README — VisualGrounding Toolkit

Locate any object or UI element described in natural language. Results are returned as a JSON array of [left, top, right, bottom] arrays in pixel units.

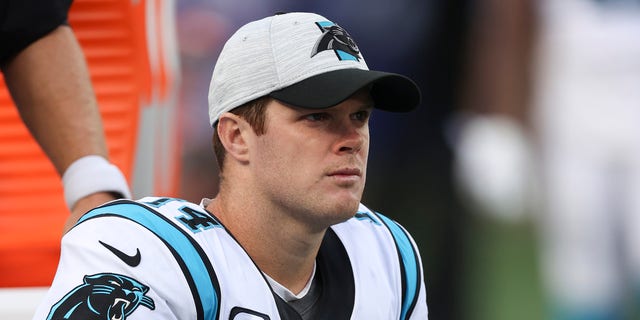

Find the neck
[[206, 191, 325, 294]]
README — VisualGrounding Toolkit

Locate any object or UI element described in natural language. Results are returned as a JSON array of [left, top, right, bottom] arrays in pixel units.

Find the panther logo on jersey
[[47, 273, 155, 320], [311, 21, 361, 61]]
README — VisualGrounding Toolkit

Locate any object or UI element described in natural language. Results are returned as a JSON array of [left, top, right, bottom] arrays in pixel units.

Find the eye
[[351, 110, 370, 122], [304, 113, 329, 122], [109, 280, 121, 287]]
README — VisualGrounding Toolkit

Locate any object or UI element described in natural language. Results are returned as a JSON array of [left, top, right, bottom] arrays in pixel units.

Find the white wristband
[[62, 155, 132, 209]]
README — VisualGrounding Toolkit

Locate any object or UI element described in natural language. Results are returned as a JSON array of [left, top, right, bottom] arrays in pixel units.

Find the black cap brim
[[269, 68, 421, 112]]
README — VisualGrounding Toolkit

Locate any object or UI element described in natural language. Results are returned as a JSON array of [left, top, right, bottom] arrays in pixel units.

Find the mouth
[[111, 298, 130, 320], [328, 167, 361, 176], [327, 168, 362, 182], [113, 298, 130, 308]]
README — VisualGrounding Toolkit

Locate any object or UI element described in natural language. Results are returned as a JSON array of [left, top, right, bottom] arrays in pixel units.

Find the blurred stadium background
[[3, 0, 639, 319]]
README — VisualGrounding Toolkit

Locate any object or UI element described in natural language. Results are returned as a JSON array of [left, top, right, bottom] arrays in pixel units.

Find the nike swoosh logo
[[99, 240, 141, 267]]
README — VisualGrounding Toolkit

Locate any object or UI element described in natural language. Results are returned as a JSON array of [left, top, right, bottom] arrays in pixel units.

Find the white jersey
[[33, 197, 428, 320]]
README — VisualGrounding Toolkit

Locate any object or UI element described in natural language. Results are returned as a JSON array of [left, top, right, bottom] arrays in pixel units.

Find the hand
[[63, 192, 119, 233], [452, 114, 535, 222]]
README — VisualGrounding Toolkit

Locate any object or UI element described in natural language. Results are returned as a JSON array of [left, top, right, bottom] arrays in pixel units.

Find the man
[[1, 0, 183, 291], [33, 12, 428, 319], [1, 0, 139, 288]]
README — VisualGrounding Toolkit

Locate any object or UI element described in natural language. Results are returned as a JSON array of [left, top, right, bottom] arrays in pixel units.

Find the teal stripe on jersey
[[377, 214, 420, 320], [78, 202, 218, 320]]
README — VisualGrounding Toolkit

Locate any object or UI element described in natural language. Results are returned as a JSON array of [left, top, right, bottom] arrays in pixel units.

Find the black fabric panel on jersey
[[78, 199, 222, 320], [268, 228, 354, 320], [313, 227, 355, 319], [273, 295, 304, 320], [0, 0, 72, 65], [287, 272, 321, 318]]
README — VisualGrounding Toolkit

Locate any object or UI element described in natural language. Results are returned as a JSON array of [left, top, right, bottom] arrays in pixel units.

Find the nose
[[333, 121, 368, 155]]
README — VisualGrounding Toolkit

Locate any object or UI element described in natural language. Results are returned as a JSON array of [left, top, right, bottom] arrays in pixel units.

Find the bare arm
[[2, 25, 122, 232], [460, 0, 536, 125], [3, 25, 107, 173], [452, 0, 538, 220]]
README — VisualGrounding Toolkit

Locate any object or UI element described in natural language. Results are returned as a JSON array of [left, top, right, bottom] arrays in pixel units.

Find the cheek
[[362, 134, 370, 154], [361, 135, 370, 160], [255, 135, 305, 176]]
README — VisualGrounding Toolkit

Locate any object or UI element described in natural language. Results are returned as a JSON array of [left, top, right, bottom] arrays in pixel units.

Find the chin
[[326, 198, 360, 223], [301, 190, 363, 227]]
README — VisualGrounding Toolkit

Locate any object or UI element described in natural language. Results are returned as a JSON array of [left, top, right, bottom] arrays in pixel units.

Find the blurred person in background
[[534, 1, 640, 318], [455, 0, 640, 319], [0, 0, 133, 304], [0, 0, 130, 231], [1, 0, 180, 293]]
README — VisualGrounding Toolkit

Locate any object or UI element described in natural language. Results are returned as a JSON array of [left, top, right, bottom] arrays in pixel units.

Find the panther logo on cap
[[311, 21, 361, 61]]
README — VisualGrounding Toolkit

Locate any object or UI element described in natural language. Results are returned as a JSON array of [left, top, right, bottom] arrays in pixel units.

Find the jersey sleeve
[[0, 0, 72, 64], [406, 231, 429, 320], [31, 200, 195, 320], [376, 213, 429, 320]]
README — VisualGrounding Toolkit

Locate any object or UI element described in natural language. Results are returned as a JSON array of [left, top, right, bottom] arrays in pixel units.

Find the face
[[248, 90, 372, 228]]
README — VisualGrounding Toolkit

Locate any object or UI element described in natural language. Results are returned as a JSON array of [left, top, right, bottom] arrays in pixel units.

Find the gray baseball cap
[[207, 12, 421, 126]]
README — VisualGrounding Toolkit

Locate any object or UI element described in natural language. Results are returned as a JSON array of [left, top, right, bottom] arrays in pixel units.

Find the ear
[[216, 113, 252, 164]]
